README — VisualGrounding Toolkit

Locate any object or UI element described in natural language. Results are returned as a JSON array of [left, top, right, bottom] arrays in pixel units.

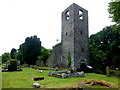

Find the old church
[[47, 3, 89, 70]]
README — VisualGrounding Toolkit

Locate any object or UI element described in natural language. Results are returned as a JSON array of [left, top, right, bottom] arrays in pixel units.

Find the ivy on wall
[[68, 52, 71, 67]]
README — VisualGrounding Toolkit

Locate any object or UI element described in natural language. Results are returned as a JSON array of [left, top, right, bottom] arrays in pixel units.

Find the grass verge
[[2, 67, 119, 88]]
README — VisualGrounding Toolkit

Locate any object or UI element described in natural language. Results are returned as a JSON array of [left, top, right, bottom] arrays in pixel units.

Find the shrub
[[9, 59, 17, 65], [8, 59, 17, 71]]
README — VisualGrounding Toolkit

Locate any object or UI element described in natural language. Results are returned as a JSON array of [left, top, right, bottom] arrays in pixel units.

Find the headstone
[[72, 66, 76, 72], [48, 71, 52, 76], [17, 61, 20, 66], [77, 71, 84, 77], [33, 83, 40, 88], [62, 73, 66, 78], [66, 70, 71, 74], [71, 71, 84, 77], [39, 70, 43, 73], [54, 67, 59, 71]]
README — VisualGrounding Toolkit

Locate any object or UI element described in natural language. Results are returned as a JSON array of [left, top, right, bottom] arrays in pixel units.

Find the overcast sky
[[0, 0, 115, 55]]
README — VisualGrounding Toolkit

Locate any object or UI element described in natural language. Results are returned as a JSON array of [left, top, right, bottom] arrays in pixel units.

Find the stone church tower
[[47, 3, 89, 70]]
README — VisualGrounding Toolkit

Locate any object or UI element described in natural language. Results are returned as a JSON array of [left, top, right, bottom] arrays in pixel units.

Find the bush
[[8, 59, 17, 71], [9, 59, 17, 65]]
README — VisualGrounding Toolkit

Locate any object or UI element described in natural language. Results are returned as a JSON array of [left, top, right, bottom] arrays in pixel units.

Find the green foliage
[[9, 59, 17, 65], [67, 52, 71, 67], [108, 1, 120, 34], [10, 48, 16, 59], [8, 59, 17, 71], [0, 56, 2, 65], [13, 50, 23, 64], [20, 35, 41, 65], [89, 25, 120, 73], [108, 1, 120, 24], [106, 66, 110, 77], [2, 52, 11, 63], [110, 69, 120, 75], [37, 47, 52, 64], [90, 46, 107, 73]]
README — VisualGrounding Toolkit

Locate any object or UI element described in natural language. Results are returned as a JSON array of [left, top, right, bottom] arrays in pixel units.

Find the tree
[[108, 1, 120, 35], [14, 50, 24, 64], [10, 48, 16, 59], [37, 47, 52, 64], [0, 56, 2, 64], [20, 35, 41, 65], [90, 44, 107, 73], [89, 25, 120, 73], [2, 52, 11, 63], [108, 1, 120, 24]]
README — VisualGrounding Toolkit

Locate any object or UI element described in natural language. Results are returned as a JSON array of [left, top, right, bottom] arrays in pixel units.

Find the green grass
[[38, 66, 54, 69], [0, 65, 2, 89], [2, 67, 119, 88], [110, 69, 120, 75]]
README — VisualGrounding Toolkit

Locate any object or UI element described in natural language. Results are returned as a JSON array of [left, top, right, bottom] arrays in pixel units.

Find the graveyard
[[1, 65, 119, 88], [1, 1, 120, 89]]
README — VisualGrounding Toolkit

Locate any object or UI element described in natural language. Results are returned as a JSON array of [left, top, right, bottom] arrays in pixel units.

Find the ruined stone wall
[[61, 4, 75, 68], [47, 3, 89, 70], [73, 4, 89, 69], [47, 43, 62, 67]]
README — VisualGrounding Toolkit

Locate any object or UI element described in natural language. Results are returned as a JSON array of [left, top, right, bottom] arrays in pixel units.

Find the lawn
[[0, 65, 2, 89], [2, 67, 120, 88]]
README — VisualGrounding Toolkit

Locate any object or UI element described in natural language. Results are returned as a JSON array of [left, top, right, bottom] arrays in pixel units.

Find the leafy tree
[[10, 48, 16, 59], [108, 1, 120, 35], [108, 1, 120, 24], [89, 25, 120, 73], [90, 44, 107, 73], [0, 56, 2, 64], [14, 50, 24, 64], [2, 52, 11, 63], [20, 35, 41, 65], [37, 47, 52, 64]]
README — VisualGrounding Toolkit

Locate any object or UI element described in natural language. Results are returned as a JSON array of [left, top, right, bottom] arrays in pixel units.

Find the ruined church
[[47, 3, 89, 70]]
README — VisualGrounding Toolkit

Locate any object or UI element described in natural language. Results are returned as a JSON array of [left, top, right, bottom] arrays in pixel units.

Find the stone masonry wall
[[47, 3, 89, 70]]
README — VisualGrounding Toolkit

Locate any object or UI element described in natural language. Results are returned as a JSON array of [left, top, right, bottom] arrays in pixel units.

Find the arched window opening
[[79, 10, 83, 20], [66, 32, 67, 35], [65, 10, 70, 20]]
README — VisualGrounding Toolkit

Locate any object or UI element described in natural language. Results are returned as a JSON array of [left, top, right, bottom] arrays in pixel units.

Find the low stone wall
[[48, 70, 84, 78]]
